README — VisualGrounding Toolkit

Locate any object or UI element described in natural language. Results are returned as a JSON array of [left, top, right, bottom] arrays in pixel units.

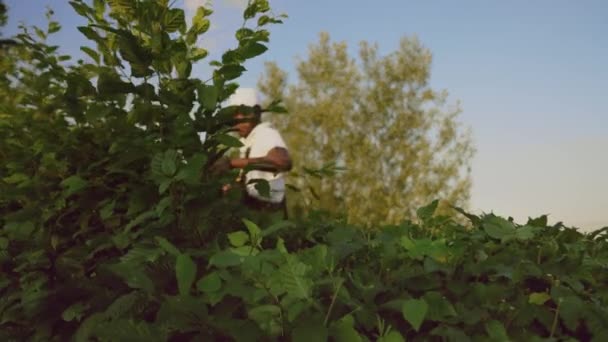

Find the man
[[222, 88, 292, 223]]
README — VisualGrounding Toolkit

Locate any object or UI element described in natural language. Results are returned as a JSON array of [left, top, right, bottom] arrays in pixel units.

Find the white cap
[[225, 87, 259, 107]]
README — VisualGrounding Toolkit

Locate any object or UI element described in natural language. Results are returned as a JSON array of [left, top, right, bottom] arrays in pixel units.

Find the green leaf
[[159, 178, 172, 195], [329, 315, 362, 342], [97, 72, 135, 95], [80, 46, 100, 64], [77, 26, 101, 43], [176, 254, 197, 296], [112, 231, 131, 249], [257, 15, 270, 26], [402, 298, 428, 332], [253, 29, 270, 42], [100, 200, 115, 220], [452, 206, 482, 225], [191, 7, 211, 34], [209, 250, 243, 267], [277, 255, 311, 299], [164, 8, 186, 33], [155, 236, 180, 255], [116, 32, 153, 77], [529, 292, 551, 305], [93, 0, 105, 17], [161, 150, 178, 176], [228, 231, 249, 247], [239, 42, 268, 59], [134, 83, 157, 101], [94, 320, 165, 342], [197, 272, 222, 293], [424, 291, 457, 321], [70, 1, 93, 18], [231, 245, 259, 256], [107, 0, 135, 16], [156, 295, 208, 333], [175, 153, 206, 185], [218, 64, 246, 81], [0, 237, 8, 249], [516, 225, 539, 240], [417, 199, 438, 222], [262, 220, 294, 237], [121, 246, 163, 264], [292, 316, 328, 342], [485, 320, 509, 341], [3, 173, 29, 184], [378, 331, 405, 342], [176, 60, 192, 79], [189, 47, 208, 61], [236, 28, 254, 41], [61, 175, 88, 196], [48, 21, 61, 34], [74, 313, 105, 342], [222, 49, 242, 64], [243, 218, 262, 240], [243, 2, 258, 19], [62, 302, 90, 322], [483, 215, 515, 240], [559, 296, 585, 331], [108, 263, 155, 293], [248, 305, 282, 335], [249, 179, 271, 199], [198, 84, 218, 111], [125, 210, 156, 232], [257, 0, 270, 13], [430, 325, 471, 342], [214, 133, 243, 147]]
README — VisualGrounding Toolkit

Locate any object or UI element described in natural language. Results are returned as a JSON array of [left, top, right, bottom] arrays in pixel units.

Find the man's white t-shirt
[[239, 122, 288, 203]]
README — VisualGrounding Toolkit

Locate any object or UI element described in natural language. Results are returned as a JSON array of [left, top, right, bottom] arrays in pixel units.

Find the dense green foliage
[[1, 1, 607, 341], [258, 32, 475, 226]]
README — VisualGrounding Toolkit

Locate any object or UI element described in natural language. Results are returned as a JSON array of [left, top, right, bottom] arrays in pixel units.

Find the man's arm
[[230, 147, 292, 173]]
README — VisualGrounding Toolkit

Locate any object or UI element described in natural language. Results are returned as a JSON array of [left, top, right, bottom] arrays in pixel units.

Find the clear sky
[[4, 0, 607, 231]]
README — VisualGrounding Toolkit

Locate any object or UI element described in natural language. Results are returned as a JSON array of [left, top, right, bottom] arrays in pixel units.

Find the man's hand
[[222, 183, 233, 194], [230, 158, 249, 169]]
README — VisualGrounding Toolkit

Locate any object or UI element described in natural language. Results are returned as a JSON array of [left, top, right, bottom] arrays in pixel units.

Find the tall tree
[[258, 32, 475, 226], [0, 0, 16, 47]]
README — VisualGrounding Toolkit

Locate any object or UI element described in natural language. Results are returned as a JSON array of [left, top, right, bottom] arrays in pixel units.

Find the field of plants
[[1, 0, 607, 341]]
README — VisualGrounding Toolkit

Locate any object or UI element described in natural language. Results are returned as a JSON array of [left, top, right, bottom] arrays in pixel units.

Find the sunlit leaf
[[529, 292, 551, 305], [197, 272, 222, 293], [164, 8, 186, 33], [61, 175, 88, 196], [402, 298, 428, 331], [228, 231, 249, 247], [485, 320, 509, 341]]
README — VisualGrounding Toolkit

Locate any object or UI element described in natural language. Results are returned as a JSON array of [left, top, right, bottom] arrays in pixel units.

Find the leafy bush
[[231, 205, 608, 341], [1, 1, 607, 341]]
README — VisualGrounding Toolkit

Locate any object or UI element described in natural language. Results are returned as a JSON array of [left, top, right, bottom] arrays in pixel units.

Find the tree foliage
[[258, 32, 475, 226], [0, 2, 6, 27], [0, 0, 16, 47]]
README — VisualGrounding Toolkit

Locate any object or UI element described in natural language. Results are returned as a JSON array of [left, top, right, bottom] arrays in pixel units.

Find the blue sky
[[4, 0, 607, 230]]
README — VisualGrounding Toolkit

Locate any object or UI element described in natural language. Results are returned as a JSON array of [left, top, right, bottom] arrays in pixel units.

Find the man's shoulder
[[252, 123, 283, 139], [254, 122, 279, 133], [250, 123, 287, 148]]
